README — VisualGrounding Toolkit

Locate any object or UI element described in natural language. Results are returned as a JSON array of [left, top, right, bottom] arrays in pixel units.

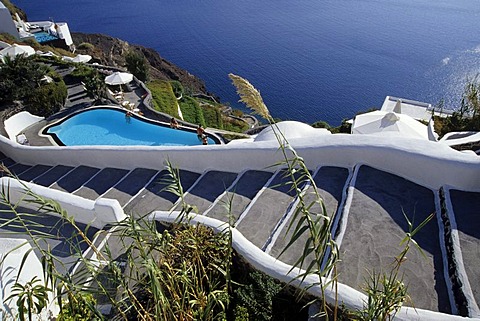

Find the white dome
[[254, 121, 330, 142]]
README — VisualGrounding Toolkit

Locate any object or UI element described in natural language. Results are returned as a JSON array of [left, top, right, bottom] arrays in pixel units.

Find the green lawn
[[147, 80, 179, 118]]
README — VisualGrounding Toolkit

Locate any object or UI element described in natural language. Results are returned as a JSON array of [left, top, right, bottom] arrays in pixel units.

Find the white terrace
[[0, 120, 479, 320]]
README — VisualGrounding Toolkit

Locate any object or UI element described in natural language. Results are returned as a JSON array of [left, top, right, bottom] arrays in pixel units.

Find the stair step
[[50, 166, 100, 193], [268, 166, 349, 265], [17, 165, 53, 182], [7, 164, 32, 177], [179, 171, 238, 214], [205, 170, 273, 222], [125, 169, 201, 216], [448, 189, 480, 312], [74, 168, 130, 200], [0, 158, 16, 168], [337, 165, 451, 313], [102, 168, 158, 207], [236, 169, 307, 249], [32, 165, 75, 187]]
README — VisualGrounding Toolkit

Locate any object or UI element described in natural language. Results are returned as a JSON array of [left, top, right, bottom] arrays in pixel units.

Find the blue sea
[[15, 0, 480, 125]]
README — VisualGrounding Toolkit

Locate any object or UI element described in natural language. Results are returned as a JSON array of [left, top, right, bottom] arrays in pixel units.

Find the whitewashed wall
[[0, 134, 479, 191]]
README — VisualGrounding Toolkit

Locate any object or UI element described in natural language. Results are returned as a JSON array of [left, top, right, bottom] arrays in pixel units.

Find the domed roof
[[254, 121, 330, 142]]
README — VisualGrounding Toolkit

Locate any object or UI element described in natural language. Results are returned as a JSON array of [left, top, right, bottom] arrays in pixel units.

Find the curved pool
[[45, 108, 219, 146]]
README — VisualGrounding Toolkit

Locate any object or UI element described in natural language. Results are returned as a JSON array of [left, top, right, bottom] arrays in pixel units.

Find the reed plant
[[229, 73, 339, 318]]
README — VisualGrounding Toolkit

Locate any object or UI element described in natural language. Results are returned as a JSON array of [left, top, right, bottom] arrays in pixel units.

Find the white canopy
[[352, 111, 429, 140], [104, 71, 133, 85], [63, 54, 92, 63], [0, 44, 35, 58]]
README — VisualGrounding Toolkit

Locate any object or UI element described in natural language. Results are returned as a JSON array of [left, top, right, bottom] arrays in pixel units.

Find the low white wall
[[4, 111, 44, 141], [0, 134, 479, 191], [1, 177, 126, 229]]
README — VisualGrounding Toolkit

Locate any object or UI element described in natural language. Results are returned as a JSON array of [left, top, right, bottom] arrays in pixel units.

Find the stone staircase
[[1, 152, 479, 317]]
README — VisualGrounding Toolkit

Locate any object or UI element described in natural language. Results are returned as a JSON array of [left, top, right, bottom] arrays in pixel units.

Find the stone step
[[17, 165, 54, 182], [205, 170, 274, 222], [8, 164, 32, 177], [74, 168, 130, 200], [32, 165, 75, 187], [446, 189, 480, 316], [178, 170, 238, 214], [267, 166, 350, 265], [235, 169, 307, 250], [50, 166, 101, 193], [336, 165, 451, 313], [102, 168, 158, 207], [125, 169, 201, 216]]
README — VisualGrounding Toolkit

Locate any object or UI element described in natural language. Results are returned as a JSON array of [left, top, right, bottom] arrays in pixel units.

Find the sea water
[[16, 0, 480, 125]]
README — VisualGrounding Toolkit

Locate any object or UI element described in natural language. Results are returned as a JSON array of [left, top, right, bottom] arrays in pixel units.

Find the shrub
[[202, 104, 224, 129], [77, 42, 95, 51], [125, 50, 149, 82], [24, 78, 67, 116], [170, 80, 184, 98], [312, 120, 331, 129]]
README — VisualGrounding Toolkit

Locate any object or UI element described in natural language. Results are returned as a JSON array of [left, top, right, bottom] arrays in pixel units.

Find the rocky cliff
[[71, 32, 212, 96]]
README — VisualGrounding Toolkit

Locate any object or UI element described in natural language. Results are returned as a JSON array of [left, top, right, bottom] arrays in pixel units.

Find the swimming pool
[[33, 31, 58, 43], [45, 108, 219, 146]]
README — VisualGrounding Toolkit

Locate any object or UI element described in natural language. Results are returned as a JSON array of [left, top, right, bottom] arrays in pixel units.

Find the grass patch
[[179, 96, 205, 126], [147, 80, 179, 118]]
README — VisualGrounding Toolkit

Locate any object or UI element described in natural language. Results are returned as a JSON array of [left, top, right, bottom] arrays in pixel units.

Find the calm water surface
[[16, 0, 480, 125]]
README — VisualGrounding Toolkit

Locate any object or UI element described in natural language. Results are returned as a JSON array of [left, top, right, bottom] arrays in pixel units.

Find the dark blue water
[[16, 0, 480, 125]]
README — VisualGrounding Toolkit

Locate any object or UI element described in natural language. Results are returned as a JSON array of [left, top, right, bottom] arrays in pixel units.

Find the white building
[[0, 3, 73, 50]]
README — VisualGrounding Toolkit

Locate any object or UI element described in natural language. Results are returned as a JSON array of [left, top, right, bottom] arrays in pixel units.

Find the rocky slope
[[71, 33, 212, 96]]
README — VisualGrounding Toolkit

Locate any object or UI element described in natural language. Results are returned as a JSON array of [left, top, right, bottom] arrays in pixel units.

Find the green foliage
[[202, 105, 224, 129], [24, 78, 67, 116], [0, 54, 51, 105], [330, 119, 352, 134], [57, 293, 101, 321], [312, 120, 331, 129], [125, 50, 149, 82], [179, 96, 205, 126], [223, 117, 249, 133], [231, 109, 244, 118], [233, 270, 282, 321], [5, 276, 51, 321], [77, 42, 95, 51], [436, 77, 480, 137], [83, 71, 106, 103], [69, 64, 95, 80], [147, 80, 180, 118], [170, 80, 184, 98]]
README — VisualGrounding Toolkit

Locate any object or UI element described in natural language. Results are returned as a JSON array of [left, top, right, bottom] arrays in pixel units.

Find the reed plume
[[229, 73, 271, 120]]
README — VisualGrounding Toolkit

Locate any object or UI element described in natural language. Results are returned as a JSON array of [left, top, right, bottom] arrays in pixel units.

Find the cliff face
[[71, 32, 210, 95]]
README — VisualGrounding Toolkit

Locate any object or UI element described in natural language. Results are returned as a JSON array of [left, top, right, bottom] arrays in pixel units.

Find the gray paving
[[0, 158, 16, 168], [32, 165, 75, 187], [269, 166, 349, 265], [18, 165, 53, 182], [179, 171, 238, 214], [8, 163, 32, 177], [50, 166, 100, 193], [206, 170, 273, 222], [236, 170, 305, 250], [449, 190, 480, 308], [125, 169, 201, 216], [337, 165, 450, 313], [102, 168, 158, 207], [74, 168, 130, 200], [0, 205, 98, 273]]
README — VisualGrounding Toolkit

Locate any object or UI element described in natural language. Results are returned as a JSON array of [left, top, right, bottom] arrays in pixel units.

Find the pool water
[[33, 31, 58, 43], [46, 108, 217, 146]]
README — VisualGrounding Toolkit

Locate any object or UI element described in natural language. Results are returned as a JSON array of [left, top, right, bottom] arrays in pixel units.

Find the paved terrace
[[0, 148, 479, 318]]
